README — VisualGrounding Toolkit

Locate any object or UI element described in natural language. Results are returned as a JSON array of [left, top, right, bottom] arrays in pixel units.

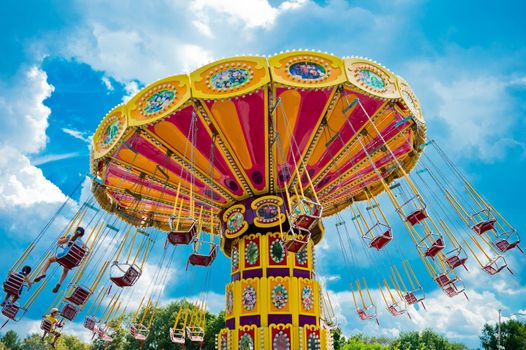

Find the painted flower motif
[[296, 248, 308, 266], [242, 285, 257, 311], [402, 90, 418, 114], [302, 285, 314, 311], [227, 212, 244, 232], [273, 331, 290, 350], [239, 333, 254, 350], [226, 289, 234, 314], [143, 89, 175, 115], [307, 332, 321, 350], [257, 204, 279, 220], [271, 284, 288, 310], [231, 245, 239, 271], [245, 241, 259, 265], [270, 239, 286, 263], [211, 69, 249, 89], [357, 69, 385, 89], [289, 62, 326, 80], [103, 120, 120, 146]]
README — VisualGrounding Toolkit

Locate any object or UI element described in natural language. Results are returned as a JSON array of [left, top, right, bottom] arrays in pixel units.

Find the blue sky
[[0, 0, 525, 347]]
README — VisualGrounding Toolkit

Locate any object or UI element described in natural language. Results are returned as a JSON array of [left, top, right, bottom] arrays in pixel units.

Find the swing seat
[[284, 231, 310, 254], [442, 281, 465, 298], [423, 238, 444, 258], [186, 326, 205, 342], [110, 263, 142, 287], [188, 244, 218, 267], [368, 229, 392, 250], [472, 219, 496, 235], [170, 327, 186, 344], [289, 197, 322, 231], [403, 292, 418, 305], [482, 256, 509, 276], [406, 209, 428, 226], [356, 305, 376, 320], [66, 285, 92, 306], [435, 273, 455, 287], [83, 316, 97, 331], [60, 303, 79, 321], [403, 288, 425, 306], [40, 318, 55, 332], [387, 302, 406, 316], [130, 324, 148, 340], [1, 303, 25, 321], [56, 243, 87, 269], [445, 255, 468, 270], [494, 239, 521, 253], [168, 217, 198, 245], [3, 272, 25, 296], [100, 334, 113, 342]]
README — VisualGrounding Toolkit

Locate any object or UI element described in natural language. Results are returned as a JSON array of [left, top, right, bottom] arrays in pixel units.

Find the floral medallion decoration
[[288, 61, 327, 80], [257, 204, 279, 220], [143, 89, 175, 115], [227, 212, 244, 232], [210, 68, 250, 90], [226, 289, 234, 314], [245, 241, 259, 265], [301, 285, 314, 311], [296, 248, 308, 266], [307, 332, 321, 350], [103, 120, 120, 146], [357, 69, 385, 90], [273, 331, 291, 350], [239, 333, 254, 350], [402, 91, 417, 112], [231, 244, 239, 271], [398, 80, 422, 122], [252, 196, 285, 227], [270, 239, 286, 264], [271, 284, 288, 310], [241, 285, 257, 311]]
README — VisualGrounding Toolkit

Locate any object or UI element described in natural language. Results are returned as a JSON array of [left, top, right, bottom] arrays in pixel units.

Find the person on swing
[[33, 226, 86, 293], [42, 308, 63, 348], [1, 265, 32, 307]]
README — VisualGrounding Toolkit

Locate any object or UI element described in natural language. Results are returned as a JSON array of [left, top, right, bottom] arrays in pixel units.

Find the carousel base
[[216, 325, 334, 350]]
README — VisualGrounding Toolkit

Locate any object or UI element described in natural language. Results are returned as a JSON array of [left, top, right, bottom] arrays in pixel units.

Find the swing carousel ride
[[1, 51, 522, 350]]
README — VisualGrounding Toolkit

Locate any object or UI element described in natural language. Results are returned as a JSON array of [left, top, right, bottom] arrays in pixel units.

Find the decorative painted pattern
[[270, 239, 286, 263], [231, 244, 239, 271], [143, 89, 176, 115], [252, 196, 286, 228], [239, 333, 254, 350], [103, 120, 120, 146], [273, 331, 291, 350], [242, 285, 257, 311], [358, 69, 385, 89], [296, 248, 308, 266], [245, 241, 259, 266], [271, 284, 288, 310], [227, 212, 244, 232], [209, 67, 251, 91], [288, 62, 327, 80], [226, 289, 234, 314], [301, 286, 314, 311], [221, 334, 227, 350], [307, 332, 321, 350]]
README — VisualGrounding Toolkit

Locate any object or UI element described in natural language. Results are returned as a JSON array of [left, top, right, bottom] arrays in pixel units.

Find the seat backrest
[[57, 244, 87, 269], [3, 272, 24, 294]]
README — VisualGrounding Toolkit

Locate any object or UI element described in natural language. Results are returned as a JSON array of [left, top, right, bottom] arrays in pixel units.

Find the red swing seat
[[289, 197, 322, 231], [403, 288, 425, 305], [445, 247, 468, 270], [482, 256, 510, 276], [186, 326, 204, 342], [284, 230, 310, 254], [56, 244, 87, 269], [472, 219, 496, 235], [168, 217, 198, 245], [406, 209, 428, 226], [188, 244, 218, 267], [60, 303, 79, 321], [495, 239, 522, 253], [110, 263, 142, 287], [66, 285, 92, 306], [84, 316, 97, 331], [40, 318, 55, 332], [3, 272, 25, 296], [398, 196, 428, 226], [387, 302, 406, 316], [441, 281, 466, 298], [366, 224, 392, 250], [130, 324, 148, 340], [1, 303, 25, 321], [435, 272, 456, 287], [170, 327, 186, 344], [356, 305, 376, 320], [97, 326, 115, 342], [417, 233, 444, 258]]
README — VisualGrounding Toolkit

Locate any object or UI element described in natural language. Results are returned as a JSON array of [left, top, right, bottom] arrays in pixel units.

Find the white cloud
[[61, 127, 92, 144], [101, 76, 114, 91], [31, 152, 80, 166], [122, 81, 140, 102]]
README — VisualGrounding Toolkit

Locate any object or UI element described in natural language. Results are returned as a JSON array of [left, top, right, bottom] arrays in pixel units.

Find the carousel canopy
[[90, 51, 426, 232]]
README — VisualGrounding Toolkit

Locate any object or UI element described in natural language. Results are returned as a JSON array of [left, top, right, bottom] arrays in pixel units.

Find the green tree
[[342, 334, 388, 349], [390, 329, 466, 350], [1, 330, 21, 350], [480, 319, 526, 350]]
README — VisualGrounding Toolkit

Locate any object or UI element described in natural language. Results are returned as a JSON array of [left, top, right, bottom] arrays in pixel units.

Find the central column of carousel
[[217, 195, 332, 350]]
